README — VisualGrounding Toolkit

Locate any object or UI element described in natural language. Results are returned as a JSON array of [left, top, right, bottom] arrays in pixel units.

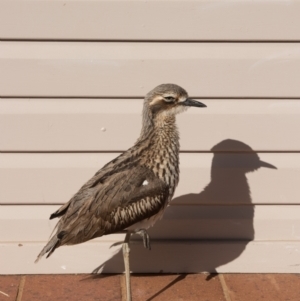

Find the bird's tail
[[34, 234, 60, 263]]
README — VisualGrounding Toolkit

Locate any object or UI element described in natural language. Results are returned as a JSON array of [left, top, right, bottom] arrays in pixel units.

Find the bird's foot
[[135, 229, 151, 250]]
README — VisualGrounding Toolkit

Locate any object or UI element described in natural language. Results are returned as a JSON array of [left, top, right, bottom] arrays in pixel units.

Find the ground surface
[[0, 274, 299, 301]]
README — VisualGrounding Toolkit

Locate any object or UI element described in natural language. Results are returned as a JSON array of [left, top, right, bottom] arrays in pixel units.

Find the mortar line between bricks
[[16, 276, 26, 301], [120, 274, 126, 301], [219, 274, 232, 301], [0, 290, 9, 297]]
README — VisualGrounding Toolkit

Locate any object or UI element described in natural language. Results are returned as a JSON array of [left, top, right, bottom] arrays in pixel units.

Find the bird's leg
[[136, 229, 151, 250], [122, 231, 132, 301]]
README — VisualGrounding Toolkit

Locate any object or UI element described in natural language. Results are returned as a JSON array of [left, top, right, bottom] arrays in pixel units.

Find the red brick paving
[[0, 276, 21, 301], [21, 275, 121, 301], [0, 274, 300, 301], [224, 274, 300, 301], [131, 274, 225, 301]]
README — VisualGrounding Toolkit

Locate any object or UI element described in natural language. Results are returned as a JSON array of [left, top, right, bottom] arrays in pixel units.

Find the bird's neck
[[137, 108, 180, 190], [139, 109, 179, 149], [139, 105, 178, 140]]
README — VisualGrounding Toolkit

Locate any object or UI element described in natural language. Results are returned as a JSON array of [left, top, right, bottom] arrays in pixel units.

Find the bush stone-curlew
[[35, 83, 206, 301]]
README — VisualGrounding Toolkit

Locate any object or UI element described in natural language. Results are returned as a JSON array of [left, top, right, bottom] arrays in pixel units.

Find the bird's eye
[[164, 96, 175, 102]]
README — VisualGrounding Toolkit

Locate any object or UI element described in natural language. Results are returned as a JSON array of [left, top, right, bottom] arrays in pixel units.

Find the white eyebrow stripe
[[149, 95, 164, 106]]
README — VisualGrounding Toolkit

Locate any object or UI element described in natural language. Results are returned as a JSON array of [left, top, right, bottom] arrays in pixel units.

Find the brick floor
[[21, 275, 121, 301], [223, 274, 300, 301], [131, 274, 225, 301], [0, 276, 21, 301], [0, 274, 299, 301]]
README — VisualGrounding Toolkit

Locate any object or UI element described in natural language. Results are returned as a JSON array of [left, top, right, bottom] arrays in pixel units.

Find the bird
[[35, 83, 206, 301]]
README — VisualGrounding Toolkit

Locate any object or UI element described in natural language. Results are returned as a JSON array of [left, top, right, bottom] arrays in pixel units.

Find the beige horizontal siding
[[0, 1, 300, 41], [1, 153, 298, 205], [1, 99, 300, 151], [1, 205, 300, 242], [1, 42, 300, 97], [1, 241, 299, 274]]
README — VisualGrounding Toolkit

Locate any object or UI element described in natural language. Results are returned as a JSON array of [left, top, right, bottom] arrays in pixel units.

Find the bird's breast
[[149, 149, 179, 198], [140, 126, 180, 197]]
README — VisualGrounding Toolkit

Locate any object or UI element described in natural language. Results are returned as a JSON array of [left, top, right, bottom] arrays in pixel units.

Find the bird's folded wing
[[50, 150, 144, 220], [55, 166, 169, 243]]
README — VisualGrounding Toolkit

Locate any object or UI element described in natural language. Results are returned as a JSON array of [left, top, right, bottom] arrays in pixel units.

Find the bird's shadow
[[90, 139, 277, 294]]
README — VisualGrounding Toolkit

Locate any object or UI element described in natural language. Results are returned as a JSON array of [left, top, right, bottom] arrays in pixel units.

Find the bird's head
[[144, 83, 206, 117]]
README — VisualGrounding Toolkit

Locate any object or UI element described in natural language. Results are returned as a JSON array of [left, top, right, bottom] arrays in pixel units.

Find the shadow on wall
[[95, 139, 277, 274]]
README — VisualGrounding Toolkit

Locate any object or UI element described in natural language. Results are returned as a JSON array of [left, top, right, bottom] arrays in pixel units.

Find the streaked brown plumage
[[35, 84, 206, 287]]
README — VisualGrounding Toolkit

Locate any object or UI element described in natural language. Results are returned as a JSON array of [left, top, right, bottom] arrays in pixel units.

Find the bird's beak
[[182, 98, 207, 108], [259, 160, 277, 169]]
